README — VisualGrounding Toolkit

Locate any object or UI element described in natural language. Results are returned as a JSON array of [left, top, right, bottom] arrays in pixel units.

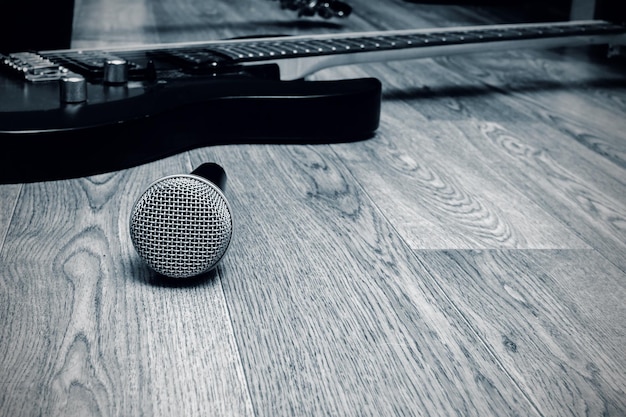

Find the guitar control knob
[[59, 75, 87, 103], [103, 58, 128, 85]]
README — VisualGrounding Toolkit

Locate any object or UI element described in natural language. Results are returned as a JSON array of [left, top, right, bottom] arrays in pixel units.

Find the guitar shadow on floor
[[382, 77, 626, 103]]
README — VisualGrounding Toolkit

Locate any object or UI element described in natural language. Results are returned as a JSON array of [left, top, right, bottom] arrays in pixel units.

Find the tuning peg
[[317, 2, 335, 19], [273, 0, 352, 19], [326, 0, 352, 18], [298, 1, 317, 17]]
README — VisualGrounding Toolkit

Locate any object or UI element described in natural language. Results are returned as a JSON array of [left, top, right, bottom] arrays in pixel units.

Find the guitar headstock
[[273, 0, 352, 19]]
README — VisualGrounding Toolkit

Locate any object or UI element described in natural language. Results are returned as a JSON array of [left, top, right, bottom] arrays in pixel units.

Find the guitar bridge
[[1, 52, 71, 82]]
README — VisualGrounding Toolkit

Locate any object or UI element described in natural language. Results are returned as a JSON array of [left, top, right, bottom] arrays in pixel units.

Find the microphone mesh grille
[[129, 175, 233, 278]]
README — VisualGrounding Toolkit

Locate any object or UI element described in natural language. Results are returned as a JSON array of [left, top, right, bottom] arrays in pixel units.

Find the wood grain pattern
[[433, 50, 626, 172], [0, 184, 21, 252], [194, 144, 540, 417], [1, 0, 625, 416], [0, 156, 253, 417], [411, 249, 626, 416], [458, 120, 626, 271], [330, 115, 589, 249]]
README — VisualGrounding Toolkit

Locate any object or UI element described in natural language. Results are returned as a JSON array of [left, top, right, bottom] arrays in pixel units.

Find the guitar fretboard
[[203, 20, 625, 62]]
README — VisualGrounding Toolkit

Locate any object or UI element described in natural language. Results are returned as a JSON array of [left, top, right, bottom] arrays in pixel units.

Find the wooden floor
[[2, 0, 626, 416]]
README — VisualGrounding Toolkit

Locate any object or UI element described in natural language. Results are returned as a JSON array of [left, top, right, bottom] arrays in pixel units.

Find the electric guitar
[[1, 20, 624, 183]]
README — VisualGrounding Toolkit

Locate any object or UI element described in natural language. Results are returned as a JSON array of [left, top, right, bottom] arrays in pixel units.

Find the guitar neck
[[6, 20, 626, 82], [194, 20, 626, 79]]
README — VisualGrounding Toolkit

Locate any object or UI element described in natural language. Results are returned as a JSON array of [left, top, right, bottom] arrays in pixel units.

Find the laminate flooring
[[1, 0, 625, 415]]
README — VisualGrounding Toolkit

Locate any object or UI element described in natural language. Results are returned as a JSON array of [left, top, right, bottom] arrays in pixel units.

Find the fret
[[260, 42, 297, 55], [211, 45, 253, 60], [256, 44, 286, 56], [260, 39, 340, 56], [290, 41, 322, 54], [259, 43, 289, 56], [354, 36, 396, 49], [236, 44, 268, 58], [307, 38, 343, 52], [300, 40, 333, 53], [382, 35, 419, 47], [373, 36, 401, 48], [332, 39, 360, 51], [341, 38, 369, 50], [403, 33, 448, 46]]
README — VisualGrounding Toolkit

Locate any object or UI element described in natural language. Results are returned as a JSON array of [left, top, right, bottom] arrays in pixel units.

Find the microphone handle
[[191, 163, 227, 191]]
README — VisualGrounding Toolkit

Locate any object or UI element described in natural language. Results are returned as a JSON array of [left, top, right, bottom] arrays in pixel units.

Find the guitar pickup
[[153, 48, 232, 71]]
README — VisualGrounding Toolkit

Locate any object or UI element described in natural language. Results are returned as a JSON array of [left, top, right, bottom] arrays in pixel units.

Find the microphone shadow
[[147, 269, 218, 288], [130, 256, 219, 288]]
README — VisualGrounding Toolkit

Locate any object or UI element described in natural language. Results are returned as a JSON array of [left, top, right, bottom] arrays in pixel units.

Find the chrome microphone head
[[129, 164, 233, 278]]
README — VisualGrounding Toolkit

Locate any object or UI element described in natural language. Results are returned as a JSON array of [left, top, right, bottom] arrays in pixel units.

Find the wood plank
[[190, 144, 541, 417], [412, 249, 626, 416], [0, 184, 21, 252], [453, 119, 626, 270], [329, 115, 588, 249], [430, 49, 626, 179], [331, 111, 626, 267], [321, 46, 626, 262], [0, 155, 253, 417]]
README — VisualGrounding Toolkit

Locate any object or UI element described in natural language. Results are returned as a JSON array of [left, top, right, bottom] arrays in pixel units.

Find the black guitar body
[[0, 69, 381, 183]]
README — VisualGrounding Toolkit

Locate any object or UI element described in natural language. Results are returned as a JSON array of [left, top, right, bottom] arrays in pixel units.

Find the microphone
[[129, 163, 233, 279]]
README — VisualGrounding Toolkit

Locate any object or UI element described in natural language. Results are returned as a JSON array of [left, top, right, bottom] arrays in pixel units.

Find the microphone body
[[129, 163, 233, 278]]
